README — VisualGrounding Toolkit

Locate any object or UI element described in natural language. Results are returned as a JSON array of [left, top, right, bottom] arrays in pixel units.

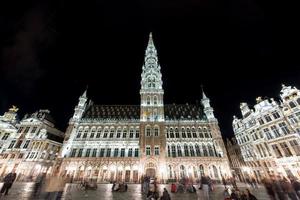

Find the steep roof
[[82, 104, 206, 120]]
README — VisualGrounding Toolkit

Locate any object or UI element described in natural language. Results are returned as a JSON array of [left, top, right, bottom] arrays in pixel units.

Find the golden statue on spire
[[9, 105, 19, 113]]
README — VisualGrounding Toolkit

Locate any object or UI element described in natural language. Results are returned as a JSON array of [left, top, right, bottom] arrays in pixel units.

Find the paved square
[[0, 182, 269, 199]]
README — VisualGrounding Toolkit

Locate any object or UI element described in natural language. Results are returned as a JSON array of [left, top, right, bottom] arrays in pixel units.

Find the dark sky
[[1, 0, 300, 138]]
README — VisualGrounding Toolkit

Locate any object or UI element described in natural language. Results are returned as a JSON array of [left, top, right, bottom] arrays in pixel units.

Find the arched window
[[208, 144, 215, 156], [198, 127, 204, 138], [90, 128, 96, 138], [289, 101, 297, 108], [116, 128, 121, 138], [212, 165, 219, 179], [135, 128, 140, 138], [109, 129, 115, 138], [180, 165, 186, 178], [122, 129, 127, 138], [203, 144, 208, 156], [192, 128, 197, 138], [195, 144, 201, 156], [146, 126, 151, 137], [167, 145, 171, 157], [147, 96, 151, 105], [83, 128, 89, 138], [169, 128, 174, 138], [175, 128, 179, 138], [76, 128, 83, 138], [199, 165, 204, 176], [177, 145, 182, 157], [154, 126, 159, 136], [171, 144, 176, 157], [129, 129, 134, 138], [184, 144, 189, 156], [203, 127, 209, 138], [103, 129, 109, 138], [187, 128, 192, 138], [190, 145, 195, 156], [181, 128, 186, 138], [96, 127, 102, 138], [153, 96, 158, 105]]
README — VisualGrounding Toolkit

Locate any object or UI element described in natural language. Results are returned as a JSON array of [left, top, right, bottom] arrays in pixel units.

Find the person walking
[[290, 176, 300, 199], [44, 171, 67, 200], [160, 188, 171, 200], [201, 175, 210, 200], [262, 177, 276, 200], [0, 169, 17, 196], [246, 189, 258, 200]]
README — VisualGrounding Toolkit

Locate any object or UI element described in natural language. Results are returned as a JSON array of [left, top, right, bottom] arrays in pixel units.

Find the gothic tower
[[60, 89, 88, 158], [140, 33, 166, 179]]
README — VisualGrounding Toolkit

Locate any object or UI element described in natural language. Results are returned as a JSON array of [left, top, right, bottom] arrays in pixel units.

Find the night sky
[[1, 0, 300, 138]]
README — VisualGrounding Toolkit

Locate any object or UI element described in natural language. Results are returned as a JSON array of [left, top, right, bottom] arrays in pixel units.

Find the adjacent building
[[58, 33, 231, 183], [0, 109, 64, 180], [232, 84, 300, 181], [225, 137, 246, 182]]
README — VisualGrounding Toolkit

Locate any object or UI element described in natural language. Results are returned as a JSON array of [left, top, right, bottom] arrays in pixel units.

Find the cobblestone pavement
[[0, 182, 270, 199]]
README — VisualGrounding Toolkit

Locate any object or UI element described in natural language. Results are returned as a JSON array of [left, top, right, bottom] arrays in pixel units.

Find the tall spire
[[141, 33, 163, 91], [81, 85, 88, 98]]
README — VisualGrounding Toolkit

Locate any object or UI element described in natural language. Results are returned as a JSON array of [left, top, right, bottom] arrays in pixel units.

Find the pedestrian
[[44, 170, 67, 200], [262, 177, 276, 200], [0, 169, 17, 196], [290, 176, 300, 199], [273, 176, 287, 200], [201, 175, 210, 200], [281, 177, 298, 200], [222, 176, 227, 188], [246, 189, 258, 200], [32, 173, 46, 198], [160, 188, 171, 200]]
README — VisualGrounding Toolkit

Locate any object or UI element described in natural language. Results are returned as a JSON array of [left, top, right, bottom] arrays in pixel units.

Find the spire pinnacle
[[201, 85, 207, 99], [81, 85, 88, 98]]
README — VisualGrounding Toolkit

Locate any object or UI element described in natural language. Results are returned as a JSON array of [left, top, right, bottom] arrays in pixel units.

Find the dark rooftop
[[82, 104, 206, 120]]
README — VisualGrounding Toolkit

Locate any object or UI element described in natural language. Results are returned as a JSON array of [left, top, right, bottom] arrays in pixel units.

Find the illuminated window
[[146, 146, 151, 156], [280, 142, 292, 157], [120, 148, 125, 157], [128, 148, 133, 157], [85, 149, 91, 157], [130, 129, 134, 138], [154, 127, 159, 136], [146, 127, 151, 137], [78, 149, 83, 157], [92, 149, 97, 157], [154, 146, 160, 155], [177, 145, 182, 157]]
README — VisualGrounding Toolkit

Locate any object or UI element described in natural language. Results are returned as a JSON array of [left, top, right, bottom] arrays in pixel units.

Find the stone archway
[[145, 162, 156, 178]]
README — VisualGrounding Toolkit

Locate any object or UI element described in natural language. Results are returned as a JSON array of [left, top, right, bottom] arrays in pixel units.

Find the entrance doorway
[[146, 168, 156, 178]]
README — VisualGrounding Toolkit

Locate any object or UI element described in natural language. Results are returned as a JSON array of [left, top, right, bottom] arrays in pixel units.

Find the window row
[[17, 126, 39, 134], [76, 128, 140, 139], [272, 140, 300, 158], [145, 146, 160, 156], [70, 148, 139, 158], [238, 122, 291, 144], [166, 127, 212, 139], [167, 144, 218, 157], [288, 98, 300, 109]]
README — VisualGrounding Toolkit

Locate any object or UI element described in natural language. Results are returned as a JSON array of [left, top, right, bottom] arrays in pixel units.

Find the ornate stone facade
[[0, 109, 64, 180], [233, 84, 300, 181], [59, 33, 231, 183]]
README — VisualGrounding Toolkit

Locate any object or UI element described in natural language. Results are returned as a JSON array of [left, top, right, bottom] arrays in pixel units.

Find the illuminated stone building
[[225, 137, 246, 182], [233, 84, 300, 181], [59, 33, 231, 183], [0, 109, 64, 179]]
